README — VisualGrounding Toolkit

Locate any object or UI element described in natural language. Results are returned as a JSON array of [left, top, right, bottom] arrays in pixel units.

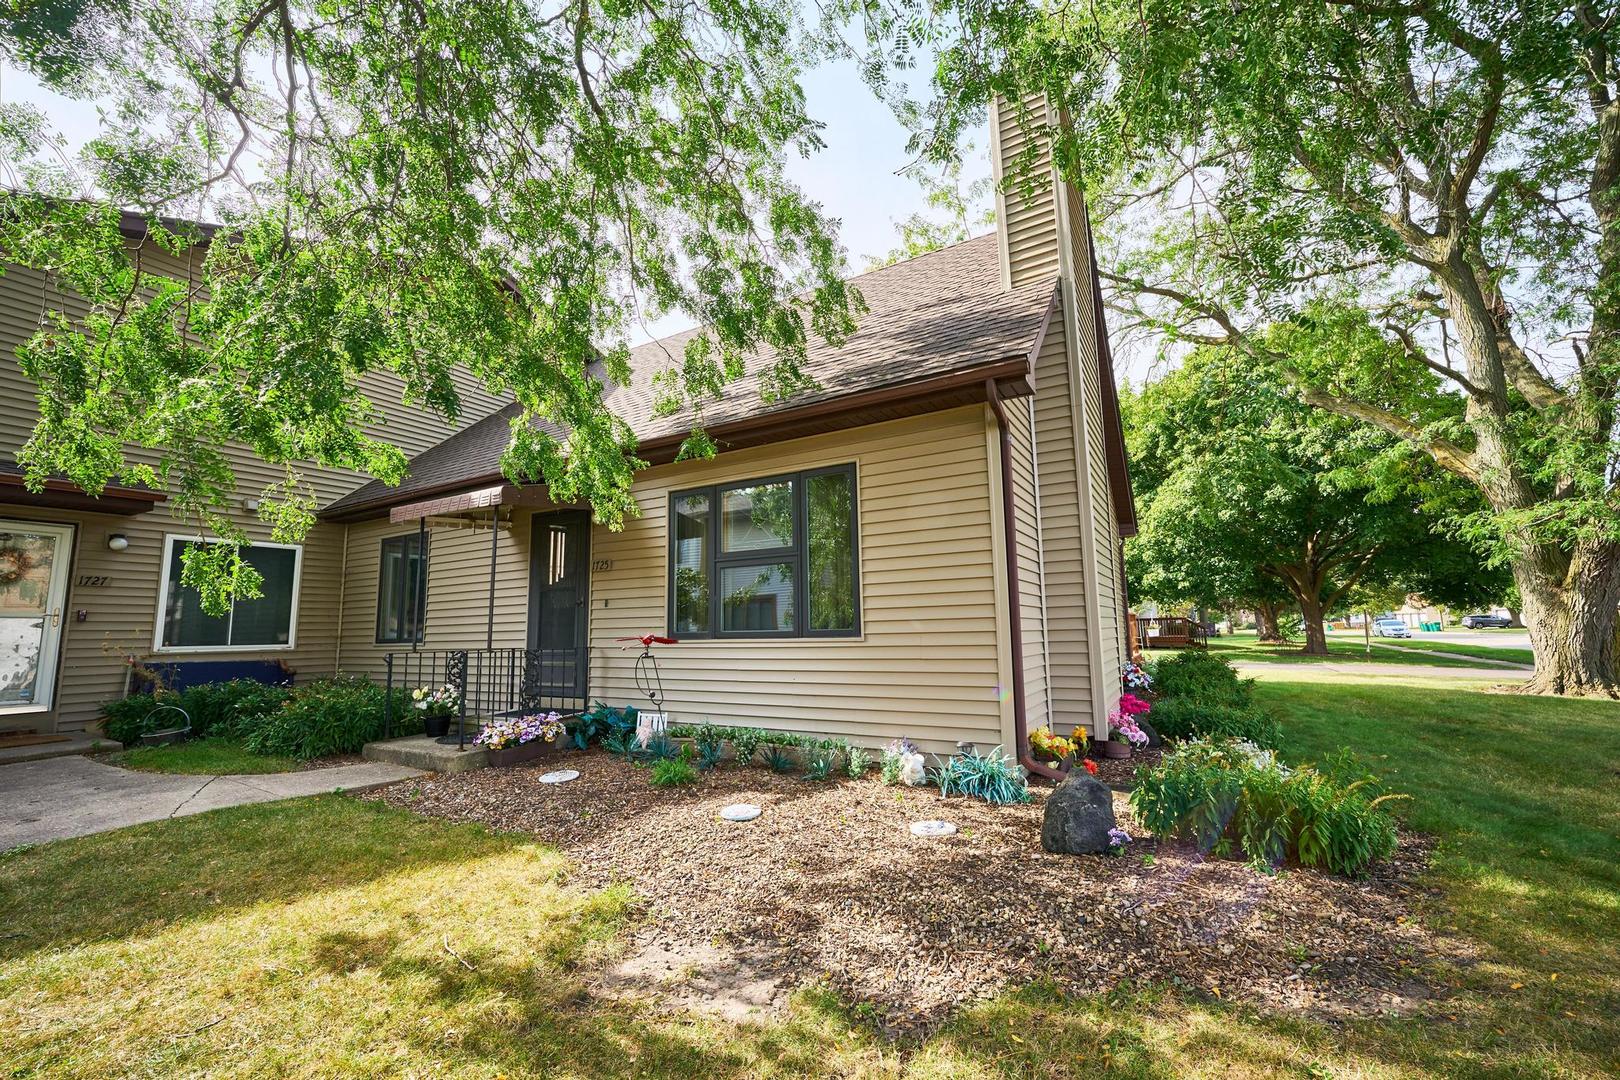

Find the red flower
[[1083, 759, 1098, 776]]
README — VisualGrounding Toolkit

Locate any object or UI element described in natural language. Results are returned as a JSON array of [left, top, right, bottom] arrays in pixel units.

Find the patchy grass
[[1208, 629, 1519, 668], [1371, 636, 1536, 667], [107, 737, 300, 775], [3, 675, 1618, 1077]]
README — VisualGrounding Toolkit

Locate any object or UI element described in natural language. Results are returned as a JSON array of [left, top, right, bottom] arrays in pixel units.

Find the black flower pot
[[422, 714, 451, 739]]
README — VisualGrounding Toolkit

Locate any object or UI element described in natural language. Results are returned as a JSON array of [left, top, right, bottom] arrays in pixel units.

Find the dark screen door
[[528, 511, 589, 698]]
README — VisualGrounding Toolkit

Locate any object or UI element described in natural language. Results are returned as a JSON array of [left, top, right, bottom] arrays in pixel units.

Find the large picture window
[[157, 537, 302, 651], [669, 464, 859, 638], [376, 533, 426, 644]]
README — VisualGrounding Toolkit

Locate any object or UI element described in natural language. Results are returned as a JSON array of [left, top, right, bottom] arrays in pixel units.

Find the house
[[0, 96, 1136, 762]]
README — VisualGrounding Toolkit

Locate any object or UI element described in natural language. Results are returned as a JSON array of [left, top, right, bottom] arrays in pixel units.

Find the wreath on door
[[0, 540, 37, 587]]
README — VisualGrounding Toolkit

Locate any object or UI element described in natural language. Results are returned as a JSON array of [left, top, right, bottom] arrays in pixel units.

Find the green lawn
[[3, 673, 1617, 1077], [1208, 629, 1532, 669], [107, 737, 301, 775]]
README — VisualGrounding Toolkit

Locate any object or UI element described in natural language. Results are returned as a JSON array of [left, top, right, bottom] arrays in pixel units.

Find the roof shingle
[[325, 232, 1053, 517]]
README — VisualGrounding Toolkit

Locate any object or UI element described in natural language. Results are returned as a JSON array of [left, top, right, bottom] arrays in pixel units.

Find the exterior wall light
[[107, 534, 129, 551]]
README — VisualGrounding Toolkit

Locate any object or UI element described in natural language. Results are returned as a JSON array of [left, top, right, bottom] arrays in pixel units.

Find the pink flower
[[1118, 693, 1152, 716]]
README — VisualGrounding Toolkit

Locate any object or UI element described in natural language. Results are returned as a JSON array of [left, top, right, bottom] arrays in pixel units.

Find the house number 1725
[[590, 559, 613, 572]]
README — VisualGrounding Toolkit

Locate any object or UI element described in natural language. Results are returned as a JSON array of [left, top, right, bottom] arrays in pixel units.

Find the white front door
[[0, 520, 74, 715]]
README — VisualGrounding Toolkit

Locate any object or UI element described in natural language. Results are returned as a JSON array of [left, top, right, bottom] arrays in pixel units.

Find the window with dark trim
[[669, 464, 859, 639], [376, 533, 426, 644]]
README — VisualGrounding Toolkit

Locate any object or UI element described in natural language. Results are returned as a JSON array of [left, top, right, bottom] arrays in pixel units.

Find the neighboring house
[[1, 95, 1136, 756]]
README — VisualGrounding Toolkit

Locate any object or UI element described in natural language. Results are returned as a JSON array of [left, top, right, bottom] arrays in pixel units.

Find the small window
[[376, 534, 426, 644], [669, 465, 859, 639], [157, 537, 301, 650]]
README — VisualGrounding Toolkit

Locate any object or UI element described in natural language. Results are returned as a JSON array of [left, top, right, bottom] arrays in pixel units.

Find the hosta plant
[[931, 745, 1031, 805]]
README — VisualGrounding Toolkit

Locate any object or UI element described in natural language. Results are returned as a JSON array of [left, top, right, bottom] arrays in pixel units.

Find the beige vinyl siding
[[1059, 182, 1125, 726], [1031, 308, 1094, 735], [0, 503, 348, 733], [334, 511, 542, 685], [0, 238, 509, 733], [990, 96, 1061, 291], [588, 407, 1005, 755], [1003, 393, 1051, 730]]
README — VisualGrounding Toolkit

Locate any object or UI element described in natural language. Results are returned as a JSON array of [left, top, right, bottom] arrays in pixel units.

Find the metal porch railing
[[382, 648, 589, 749]]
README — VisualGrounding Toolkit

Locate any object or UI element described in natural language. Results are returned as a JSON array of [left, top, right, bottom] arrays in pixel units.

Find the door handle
[[50, 608, 61, 627]]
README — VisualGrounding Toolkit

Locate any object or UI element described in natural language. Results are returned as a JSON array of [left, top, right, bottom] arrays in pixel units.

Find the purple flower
[[1108, 827, 1131, 847]]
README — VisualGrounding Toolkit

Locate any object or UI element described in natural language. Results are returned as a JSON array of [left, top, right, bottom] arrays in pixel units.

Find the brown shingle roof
[[324, 232, 1054, 518]]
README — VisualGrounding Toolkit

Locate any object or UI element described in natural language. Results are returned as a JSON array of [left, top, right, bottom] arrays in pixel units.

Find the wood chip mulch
[[364, 751, 1455, 1036]]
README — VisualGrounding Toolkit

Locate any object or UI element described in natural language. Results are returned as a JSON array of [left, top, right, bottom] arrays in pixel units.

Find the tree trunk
[[1515, 539, 1620, 696], [1254, 600, 1283, 642], [1506, 608, 1523, 629], [1297, 592, 1329, 655]]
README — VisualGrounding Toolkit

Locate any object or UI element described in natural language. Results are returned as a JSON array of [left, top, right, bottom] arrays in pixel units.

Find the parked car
[[1373, 618, 1412, 638], [1461, 613, 1512, 629]]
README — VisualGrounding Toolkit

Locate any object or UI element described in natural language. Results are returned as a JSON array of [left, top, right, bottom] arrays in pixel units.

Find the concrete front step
[[362, 734, 490, 773], [0, 735, 123, 767]]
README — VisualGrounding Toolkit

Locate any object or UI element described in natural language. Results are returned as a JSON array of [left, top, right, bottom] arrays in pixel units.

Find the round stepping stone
[[537, 769, 580, 784], [909, 819, 957, 838], [719, 803, 762, 822]]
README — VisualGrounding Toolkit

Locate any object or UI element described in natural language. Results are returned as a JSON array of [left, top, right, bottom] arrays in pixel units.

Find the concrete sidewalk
[[1232, 660, 1532, 681], [0, 755, 422, 849]]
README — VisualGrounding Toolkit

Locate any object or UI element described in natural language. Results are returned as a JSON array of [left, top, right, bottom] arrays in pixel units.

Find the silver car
[[1373, 618, 1412, 638]]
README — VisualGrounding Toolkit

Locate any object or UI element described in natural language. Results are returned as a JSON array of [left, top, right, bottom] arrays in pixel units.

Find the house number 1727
[[77, 575, 112, 587]]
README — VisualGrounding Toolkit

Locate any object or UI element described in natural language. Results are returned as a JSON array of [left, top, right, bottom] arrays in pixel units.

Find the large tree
[[860, 0, 1620, 693], [1123, 347, 1503, 654], [0, 0, 858, 611]]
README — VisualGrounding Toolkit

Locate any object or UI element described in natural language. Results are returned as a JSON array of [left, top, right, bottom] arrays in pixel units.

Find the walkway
[[1366, 641, 1533, 669], [1231, 660, 1532, 681], [0, 755, 422, 849]]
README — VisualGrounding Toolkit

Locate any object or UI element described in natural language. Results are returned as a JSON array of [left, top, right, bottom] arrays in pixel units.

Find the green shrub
[[180, 679, 291, 740], [845, 744, 871, 778], [100, 679, 291, 745], [244, 678, 417, 759], [1130, 740, 1402, 877], [727, 727, 765, 766], [761, 744, 795, 772], [1145, 697, 1281, 749], [1150, 651, 1254, 706], [931, 745, 1031, 805], [649, 757, 699, 787]]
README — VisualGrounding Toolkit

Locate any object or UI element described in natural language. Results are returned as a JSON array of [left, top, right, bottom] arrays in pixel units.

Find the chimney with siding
[[988, 93, 1128, 740]]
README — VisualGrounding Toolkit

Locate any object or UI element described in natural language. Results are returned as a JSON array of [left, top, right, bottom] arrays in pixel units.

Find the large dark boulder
[[1137, 717, 1162, 748], [1041, 774, 1117, 855]]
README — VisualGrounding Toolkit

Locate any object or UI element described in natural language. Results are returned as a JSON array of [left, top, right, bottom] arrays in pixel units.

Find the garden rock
[[1041, 774, 1116, 855], [1138, 718, 1162, 748]]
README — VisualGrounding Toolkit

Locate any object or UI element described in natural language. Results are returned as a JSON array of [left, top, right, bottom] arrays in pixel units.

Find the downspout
[[986, 378, 1066, 782]]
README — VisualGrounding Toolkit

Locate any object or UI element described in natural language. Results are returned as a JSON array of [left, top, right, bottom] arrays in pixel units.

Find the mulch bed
[[364, 751, 1452, 1036], [1085, 743, 1165, 788]]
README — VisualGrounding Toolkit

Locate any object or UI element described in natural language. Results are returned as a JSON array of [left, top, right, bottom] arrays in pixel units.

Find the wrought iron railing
[[382, 648, 589, 748]]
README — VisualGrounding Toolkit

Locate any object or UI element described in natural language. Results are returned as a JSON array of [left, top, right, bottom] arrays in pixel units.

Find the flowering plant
[[1107, 826, 1132, 854], [1081, 758, 1099, 776], [1108, 709, 1150, 747], [411, 685, 461, 719], [881, 737, 926, 786], [476, 711, 565, 751], [1122, 661, 1153, 692], [1117, 693, 1152, 717], [1029, 725, 1084, 765]]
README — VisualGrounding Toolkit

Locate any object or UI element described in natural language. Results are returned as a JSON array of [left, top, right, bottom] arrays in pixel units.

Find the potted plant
[[1105, 708, 1150, 759], [412, 685, 460, 739], [476, 711, 567, 767], [1029, 725, 1084, 769]]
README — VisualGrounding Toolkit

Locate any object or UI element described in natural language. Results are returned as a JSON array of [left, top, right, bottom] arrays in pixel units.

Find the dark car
[[1461, 613, 1512, 629]]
